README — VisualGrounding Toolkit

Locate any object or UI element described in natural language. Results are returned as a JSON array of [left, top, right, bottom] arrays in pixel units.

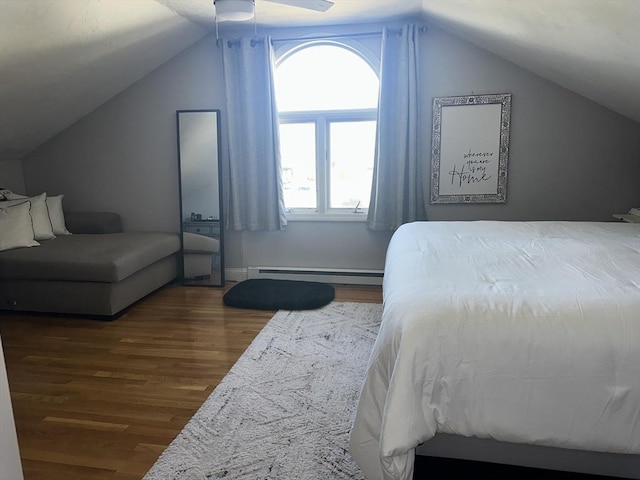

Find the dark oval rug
[[223, 279, 335, 311]]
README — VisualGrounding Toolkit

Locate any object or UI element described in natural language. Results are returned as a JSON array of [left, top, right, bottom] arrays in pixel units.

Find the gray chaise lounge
[[0, 212, 180, 317]]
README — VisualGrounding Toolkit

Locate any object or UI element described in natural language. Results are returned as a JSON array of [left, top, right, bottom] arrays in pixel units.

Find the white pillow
[[0, 201, 40, 251], [3, 191, 26, 200], [46, 194, 71, 235], [0, 187, 13, 200], [1, 193, 55, 240]]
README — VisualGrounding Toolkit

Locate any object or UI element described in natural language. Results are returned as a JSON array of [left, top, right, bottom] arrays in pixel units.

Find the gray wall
[[22, 34, 225, 234], [19, 22, 640, 275], [0, 160, 25, 193], [422, 27, 640, 221]]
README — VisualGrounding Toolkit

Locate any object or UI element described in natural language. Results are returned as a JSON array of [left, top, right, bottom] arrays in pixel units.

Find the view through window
[[275, 43, 379, 215]]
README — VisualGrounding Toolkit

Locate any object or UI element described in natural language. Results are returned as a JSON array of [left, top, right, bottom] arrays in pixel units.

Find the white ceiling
[[0, 0, 638, 162]]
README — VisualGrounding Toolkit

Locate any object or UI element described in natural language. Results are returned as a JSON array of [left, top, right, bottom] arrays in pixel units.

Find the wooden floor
[[0, 283, 382, 480]]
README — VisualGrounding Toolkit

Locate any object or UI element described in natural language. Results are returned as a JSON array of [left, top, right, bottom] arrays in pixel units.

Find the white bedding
[[349, 221, 640, 480]]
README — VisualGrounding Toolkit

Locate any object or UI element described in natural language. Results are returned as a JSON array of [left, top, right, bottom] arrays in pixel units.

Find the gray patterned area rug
[[143, 302, 382, 480]]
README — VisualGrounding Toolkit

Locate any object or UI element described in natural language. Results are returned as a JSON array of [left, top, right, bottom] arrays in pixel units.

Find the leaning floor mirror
[[177, 109, 224, 286]]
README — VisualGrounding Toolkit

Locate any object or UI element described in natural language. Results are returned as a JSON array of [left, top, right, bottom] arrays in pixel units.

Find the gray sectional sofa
[[0, 212, 180, 317]]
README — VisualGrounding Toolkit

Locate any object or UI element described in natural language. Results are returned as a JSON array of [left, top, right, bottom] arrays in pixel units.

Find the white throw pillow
[[3, 191, 26, 200], [46, 194, 71, 235], [0, 187, 13, 200], [0, 193, 55, 240], [0, 201, 41, 251]]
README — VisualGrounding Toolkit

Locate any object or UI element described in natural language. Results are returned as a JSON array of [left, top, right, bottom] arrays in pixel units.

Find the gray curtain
[[367, 25, 427, 231], [222, 37, 287, 231]]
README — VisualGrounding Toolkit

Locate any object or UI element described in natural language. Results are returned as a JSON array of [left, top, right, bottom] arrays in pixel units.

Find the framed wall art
[[430, 93, 511, 204]]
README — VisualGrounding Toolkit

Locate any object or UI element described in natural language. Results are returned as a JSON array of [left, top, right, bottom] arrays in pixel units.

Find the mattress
[[349, 221, 640, 480]]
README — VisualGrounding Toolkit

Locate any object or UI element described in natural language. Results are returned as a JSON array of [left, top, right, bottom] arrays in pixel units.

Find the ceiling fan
[[214, 0, 334, 22]]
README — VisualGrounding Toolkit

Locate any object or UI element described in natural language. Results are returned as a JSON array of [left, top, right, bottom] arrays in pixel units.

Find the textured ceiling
[[0, 0, 638, 162], [420, 0, 640, 127], [0, 0, 210, 161]]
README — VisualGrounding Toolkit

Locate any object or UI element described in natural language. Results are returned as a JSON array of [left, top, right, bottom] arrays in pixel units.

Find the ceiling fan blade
[[263, 0, 334, 13]]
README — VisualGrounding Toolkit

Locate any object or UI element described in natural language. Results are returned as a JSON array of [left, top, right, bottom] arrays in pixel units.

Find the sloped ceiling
[[420, 0, 640, 127], [0, 0, 638, 162], [0, 0, 210, 162]]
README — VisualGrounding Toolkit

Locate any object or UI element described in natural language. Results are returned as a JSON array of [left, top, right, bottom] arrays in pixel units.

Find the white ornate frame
[[430, 93, 512, 204]]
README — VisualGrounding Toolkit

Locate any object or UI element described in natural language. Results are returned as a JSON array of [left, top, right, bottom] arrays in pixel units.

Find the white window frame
[[274, 41, 380, 222]]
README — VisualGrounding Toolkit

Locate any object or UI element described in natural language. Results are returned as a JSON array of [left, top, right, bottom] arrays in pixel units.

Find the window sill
[[286, 213, 368, 222]]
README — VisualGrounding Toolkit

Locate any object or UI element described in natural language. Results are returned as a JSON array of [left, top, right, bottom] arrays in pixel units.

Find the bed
[[349, 221, 640, 480]]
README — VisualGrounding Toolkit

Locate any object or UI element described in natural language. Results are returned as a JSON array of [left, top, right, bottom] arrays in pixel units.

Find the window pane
[[280, 123, 317, 209], [276, 45, 378, 112], [330, 121, 375, 209]]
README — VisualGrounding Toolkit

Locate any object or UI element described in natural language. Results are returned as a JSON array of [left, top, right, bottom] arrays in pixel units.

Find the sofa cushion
[[0, 202, 40, 251], [0, 193, 55, 240], [47, 195, 72, 235], [0, 232, 180, 283], [183, 232, 219, 254], [64, 212, 123, 234]]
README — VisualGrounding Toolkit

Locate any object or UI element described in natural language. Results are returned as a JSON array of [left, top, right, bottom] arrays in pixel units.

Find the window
[[275, 43, 379, 218]]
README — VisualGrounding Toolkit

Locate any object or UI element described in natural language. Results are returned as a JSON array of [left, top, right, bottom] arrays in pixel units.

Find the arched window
[[275, 43, 379, 216]]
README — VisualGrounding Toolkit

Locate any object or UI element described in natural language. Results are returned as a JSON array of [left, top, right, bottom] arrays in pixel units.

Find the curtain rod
[[274, 28, 409, 44], [222, 26, 426, 47]]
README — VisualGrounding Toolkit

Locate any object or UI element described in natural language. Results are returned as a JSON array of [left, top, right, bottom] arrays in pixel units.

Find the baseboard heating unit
[[247, 266, 383, 286]]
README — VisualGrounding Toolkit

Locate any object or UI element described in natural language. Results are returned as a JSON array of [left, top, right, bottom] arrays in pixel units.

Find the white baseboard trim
[[225, 267, 383, 286], [225, 268, 248, 283], [246, 266, 383, 286]]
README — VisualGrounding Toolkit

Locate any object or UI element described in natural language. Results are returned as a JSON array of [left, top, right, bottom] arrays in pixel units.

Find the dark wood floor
[[0, 283, 382, 480]]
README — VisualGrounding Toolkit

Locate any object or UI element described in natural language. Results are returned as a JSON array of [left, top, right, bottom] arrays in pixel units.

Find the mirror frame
[[176, 109, 225, 287]]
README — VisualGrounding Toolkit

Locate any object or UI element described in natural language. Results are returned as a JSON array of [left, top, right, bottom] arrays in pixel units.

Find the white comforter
[[349, 221, 640, 480]]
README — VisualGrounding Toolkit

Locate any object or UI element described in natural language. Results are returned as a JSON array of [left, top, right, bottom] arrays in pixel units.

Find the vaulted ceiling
[[0, 0, 638, 162]]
